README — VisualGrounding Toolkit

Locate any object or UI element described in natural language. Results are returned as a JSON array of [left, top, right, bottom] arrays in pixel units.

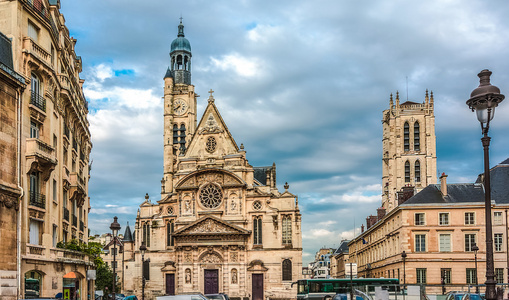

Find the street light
[[473, 244, 479, 294], [110, 216, 121, 300], [140, 242, 147, 300], [466, 69, 505, 300]]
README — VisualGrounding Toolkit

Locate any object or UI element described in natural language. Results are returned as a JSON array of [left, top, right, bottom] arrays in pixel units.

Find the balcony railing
[[29, 191, 46, 209], [72, 215, 77, 227], [27, 244, 45, 256], [63, 208, 69, 221], [80, 221, 84, 232], [30, 91, 46, 112], [24, 0, 50, 23]]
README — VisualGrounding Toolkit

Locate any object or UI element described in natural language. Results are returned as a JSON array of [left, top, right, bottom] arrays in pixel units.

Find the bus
[[297, 278, 400, 300]]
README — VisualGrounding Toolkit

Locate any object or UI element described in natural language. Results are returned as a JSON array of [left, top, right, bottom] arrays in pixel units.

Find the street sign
[[345, 263, 358, 277]]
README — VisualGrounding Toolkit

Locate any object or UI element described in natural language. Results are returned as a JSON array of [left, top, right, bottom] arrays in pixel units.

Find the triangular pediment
[[174, 216, 250, 236], [184, 98, 239, 158]]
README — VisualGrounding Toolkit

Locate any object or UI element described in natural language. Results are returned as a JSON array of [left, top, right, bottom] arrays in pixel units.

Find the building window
[[27, 21, 39, 42], [415, 234, 426, 252], [253, 216, 262, 245], [496, 268, 504, 284], [414, 161, 421, 182], [439, 213, 449, 225], [494, 211, 503, 225], [416, 268, 426, 284], [282, 259, 292, 281], [414, 122, 420, 151], [142, 222, 151, 247], [415, 213, 425, 225], [167, 220, 174, 247], [405, 161, 410, 183], [282, 215, 292, 245], [24, 271, 42, 298], [179, 124, 186, 152], [53, 179, 57, 202], [439, 234, 451, 252], [403, 122, 410, 152], [441, 268, 452, 284], [466, 268, 477, 285], [495, 233, 503, 252], [29, 219, 42, 245], [465, 212, 475, 225], [52, 224, 57, 247], [143, 259, 150, 281], [30, 121, 40, 139], [465, 234, 476, 252]]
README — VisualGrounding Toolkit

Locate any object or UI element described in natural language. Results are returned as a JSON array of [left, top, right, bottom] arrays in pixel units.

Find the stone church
[[123, 21, 302, 300]]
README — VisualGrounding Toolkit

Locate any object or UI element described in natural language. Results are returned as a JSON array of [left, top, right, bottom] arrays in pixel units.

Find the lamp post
[[466, 69, 505, 300], [110, 216, 121, 300], [140, 242, 147, 300], [473, 244, 479, 294], [402, 251, 407, 300]]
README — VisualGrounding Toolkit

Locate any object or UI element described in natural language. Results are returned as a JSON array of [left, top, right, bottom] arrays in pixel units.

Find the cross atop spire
[[179, 15, 183, 23], [208, 89, 215, 103]]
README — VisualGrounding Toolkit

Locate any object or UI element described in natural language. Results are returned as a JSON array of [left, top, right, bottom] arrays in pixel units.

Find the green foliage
[[96, 264, 120, 294], [56, 239, 105, 267]]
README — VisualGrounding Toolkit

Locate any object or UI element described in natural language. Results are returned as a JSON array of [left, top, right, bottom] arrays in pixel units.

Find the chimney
[[377, 207, 386, 220], [440, 173, 448, 196], [361, 224, 365, 233], [397, 185, 415, 205]]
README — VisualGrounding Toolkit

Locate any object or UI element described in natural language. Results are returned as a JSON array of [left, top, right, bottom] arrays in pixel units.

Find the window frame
[[282, 215, 292, 245], [465, 212, 475, 225], [494, 233, 503, 252], [465, 233, 476, 252], [253, 216, 262, 245], [439, 212, 449, 226], [494, 211, 503, 225], [415, 234, 426, 252], [439, 234, 451, 252], [466, 268, 477, 285], [282, 259, 292, 281], [414, 213, 425, 226], [416, 268, 427, 284]]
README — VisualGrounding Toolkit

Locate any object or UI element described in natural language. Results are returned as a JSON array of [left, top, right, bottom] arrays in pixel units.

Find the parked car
[[332, 294, 367, 300], [156, 294, 209, 300], [445, 292, 483, 300], [205, 293, 229, 300]]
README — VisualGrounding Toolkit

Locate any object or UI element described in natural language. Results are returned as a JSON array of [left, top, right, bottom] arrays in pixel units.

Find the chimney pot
[[440, 173, 448, 196]]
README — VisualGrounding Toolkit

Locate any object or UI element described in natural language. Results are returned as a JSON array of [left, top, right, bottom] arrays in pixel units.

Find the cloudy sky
[[60, 0, 509, 265]]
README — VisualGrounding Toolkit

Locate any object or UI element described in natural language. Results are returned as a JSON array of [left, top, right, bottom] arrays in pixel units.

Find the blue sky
[[59, 0, 509, 265]]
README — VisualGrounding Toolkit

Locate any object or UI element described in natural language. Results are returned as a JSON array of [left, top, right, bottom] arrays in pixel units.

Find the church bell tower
[[162, 20, 197, 199], [381, 90, 438, 211]]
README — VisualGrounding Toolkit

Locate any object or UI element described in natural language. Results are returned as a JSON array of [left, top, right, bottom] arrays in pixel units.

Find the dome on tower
[[170, 21, 191, 53]]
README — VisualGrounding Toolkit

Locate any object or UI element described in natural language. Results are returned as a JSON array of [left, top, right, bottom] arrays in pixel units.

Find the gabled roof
[[174, 215, 250, 236]]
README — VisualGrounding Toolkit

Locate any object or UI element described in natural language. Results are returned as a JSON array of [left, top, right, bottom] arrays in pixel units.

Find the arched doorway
[[63, 271, 82, 300], [24, 270, 42, 299]]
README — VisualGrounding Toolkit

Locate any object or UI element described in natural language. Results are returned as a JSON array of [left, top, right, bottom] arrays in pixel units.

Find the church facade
[[123, 21, 302, 300]]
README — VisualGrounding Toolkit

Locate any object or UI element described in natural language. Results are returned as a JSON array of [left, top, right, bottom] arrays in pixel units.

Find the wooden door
[[252, 274, 263, 300], [165, 274, 175, 295], [204, 269, 218, 294]]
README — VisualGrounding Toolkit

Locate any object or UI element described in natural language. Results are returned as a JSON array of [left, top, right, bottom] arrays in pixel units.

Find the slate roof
[[402, 158, 509, 206], [123, 223, 133, 242], [333, 240, 350, 255], [253, 167, 270, 185]]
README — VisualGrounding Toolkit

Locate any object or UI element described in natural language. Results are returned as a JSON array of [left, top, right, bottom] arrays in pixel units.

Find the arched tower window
[[184, 56, 189, 71], [179, 124, 186, 153], [405, 161, 411, 183], [414, 122, 420, 151], [173, 124, 179, 145], [176, 55, 183, 70], [167, 220, 174, 247], [282, 215, 292, 245], [142, 222, 150, 247], [403, 122, 410, 152], [282, 259, 292, 281], [253, 216, 262, 245], [415, 161, 421, 182]]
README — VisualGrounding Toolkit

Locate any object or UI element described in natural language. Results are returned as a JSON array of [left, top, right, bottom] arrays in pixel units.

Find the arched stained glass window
[[404, 122, 410, 152], [414, 122, 420, 151], [415, 161, 421, 182], [282, 259, 292, 281]]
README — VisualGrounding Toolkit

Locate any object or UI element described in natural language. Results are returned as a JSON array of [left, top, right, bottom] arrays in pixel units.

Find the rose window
[[253, 200, 262, 211], [200, 184, 222, 209], [167, 206, 174, 215], [206, 136, 217, 153]]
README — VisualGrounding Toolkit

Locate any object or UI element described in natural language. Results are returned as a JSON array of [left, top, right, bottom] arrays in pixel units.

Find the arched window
[[282, 215, 292, 245], [415, 161, 421, 182], [167, 220, 174, 247], [414, 122, 420, 151], [173, 124, 179, 144], [142, 222, 150, 247], [405, 161, 411, 183], [179, 124, 186, 152], [282, 259, 292, 281], [253, 216, 262, 245], [184, 56, 189, 71], [25, 271, 42, 298], [403, 122, 410, 152], [176, 55, 183, 70]]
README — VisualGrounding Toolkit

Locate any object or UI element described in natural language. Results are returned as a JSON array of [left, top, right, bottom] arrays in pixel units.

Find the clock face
[[173, 99, 188, 115]]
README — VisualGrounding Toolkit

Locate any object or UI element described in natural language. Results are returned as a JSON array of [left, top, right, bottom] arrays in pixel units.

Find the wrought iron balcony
[[63, 207, 69, 222], [72, 215, 77, 227], [29, 191, 46, 209], [30, 91, 46, 112]]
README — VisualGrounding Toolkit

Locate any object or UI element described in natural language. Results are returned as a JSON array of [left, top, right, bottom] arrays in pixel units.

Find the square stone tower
[[381, 91, 437, 211]]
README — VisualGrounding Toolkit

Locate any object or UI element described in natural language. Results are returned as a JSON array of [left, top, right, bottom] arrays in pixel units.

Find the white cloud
[[210, 53, 263, 78], [93, 64, 114, 81]]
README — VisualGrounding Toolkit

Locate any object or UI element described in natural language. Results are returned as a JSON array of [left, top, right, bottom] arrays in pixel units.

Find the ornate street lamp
[[466, 69, 505, 300], [110, 216, 121, 300], [140, 242, 147, 300], [473, 244, 479, 294]]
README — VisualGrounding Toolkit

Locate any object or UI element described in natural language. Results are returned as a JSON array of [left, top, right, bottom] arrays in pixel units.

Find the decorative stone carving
[[187, 219, 237, 234], [185, 268, 192, 283], [230, 252, 238, 262], [231, 268, 238, 284], [200, 253, 222, 264], [0, 191, 19, 210], [184, 252, 192, 263], [199, 113, 224, 134]]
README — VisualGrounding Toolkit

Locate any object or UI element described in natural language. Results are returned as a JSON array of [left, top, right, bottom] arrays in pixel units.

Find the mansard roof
[[402, 158, 509, 206]]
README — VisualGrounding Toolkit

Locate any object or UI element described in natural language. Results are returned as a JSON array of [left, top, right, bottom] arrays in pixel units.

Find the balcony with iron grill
[[30, 91, 46, 112], [29, 191, 46, 209], [63, 207, 69, 222], [72, 214, 77, 228]]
